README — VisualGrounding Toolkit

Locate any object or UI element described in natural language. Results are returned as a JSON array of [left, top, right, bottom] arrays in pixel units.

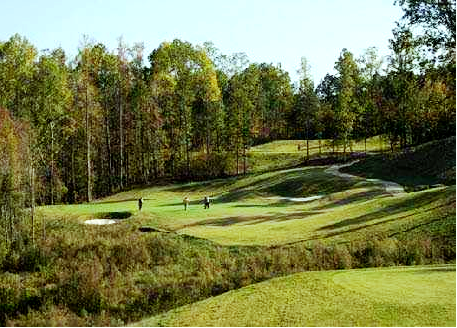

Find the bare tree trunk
[[71, 139, 76, 203], [50, 122, 54, 205], [305, 118, 310, 160], [206, 127, 210, 160], [31, 165, 35, 245], [186, 138, 190, 178], [243, 144, 247, 175], [86, 85, 92, 202], [119, 87, 124, 190], [235, 135, 239, 176], [105, 115, 113, 194], [343, 137, 347, 161]]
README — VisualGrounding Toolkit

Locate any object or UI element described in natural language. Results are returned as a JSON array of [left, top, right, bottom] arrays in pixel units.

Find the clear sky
[[0, 0, 403, 84]]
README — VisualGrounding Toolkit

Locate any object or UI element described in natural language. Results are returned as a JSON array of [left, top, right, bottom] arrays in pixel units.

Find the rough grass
[[135, 264, 456, 327]]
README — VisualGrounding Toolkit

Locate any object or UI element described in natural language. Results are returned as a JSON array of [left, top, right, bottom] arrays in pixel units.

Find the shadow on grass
[[160, 199, 208, 207], [341, 137, 456, 187], [165, 177, 238, 193], [95, 198, 155, 204], [182, 210, 323, 228], [233, 203, 291, 208], [160, 167, 362, 204], [317, 188, 450, 232], [318, 213, 417, 240], [214, 169, 359, 203], [95, 211, 132, 220], [312, 189, 386, 210], [412, 266, 456, 273]]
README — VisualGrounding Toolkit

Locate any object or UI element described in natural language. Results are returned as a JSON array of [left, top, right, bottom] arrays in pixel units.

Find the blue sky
[[1, 0, 403, 84]]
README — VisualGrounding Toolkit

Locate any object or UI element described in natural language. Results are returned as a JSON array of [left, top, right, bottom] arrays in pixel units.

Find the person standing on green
[[138, 197, 143, 211]]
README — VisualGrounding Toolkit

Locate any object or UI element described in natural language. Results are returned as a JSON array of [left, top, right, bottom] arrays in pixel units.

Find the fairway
[[38, 165, 455, 246], [136, 265, 456, 327]]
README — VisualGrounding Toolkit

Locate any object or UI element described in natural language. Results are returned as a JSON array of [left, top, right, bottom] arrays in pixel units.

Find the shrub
[[332, 244, 352, 269], [1, 221, 454, 326]]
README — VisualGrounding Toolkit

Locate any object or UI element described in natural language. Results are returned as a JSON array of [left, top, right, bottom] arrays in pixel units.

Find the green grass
[[22, 136, 454, 326], [136, 264, 456, 327], [246, 136, 389, 173], [250, 135, 387, 154], [38, 165, 455, 247]]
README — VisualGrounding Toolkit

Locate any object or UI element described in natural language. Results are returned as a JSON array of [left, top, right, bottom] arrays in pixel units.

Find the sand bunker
[[266, 195, 324, 202], [84, 219, 117, 225]]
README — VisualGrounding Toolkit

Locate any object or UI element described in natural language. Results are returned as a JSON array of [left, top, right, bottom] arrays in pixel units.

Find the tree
[[149, 40, 221, 178], [294, 57, 319, 160], [316, 73, 339, 147], [71, 39, 104, 202], [387, 27, 421, 149], [0, 34, 37, 119], [31, 48, 71, 204], [334, 49, 360, 158], [357, 47, 383, 152], [225, 71, 254, 175], [395, 0, 456, 65], [0, 108, 29, 247]]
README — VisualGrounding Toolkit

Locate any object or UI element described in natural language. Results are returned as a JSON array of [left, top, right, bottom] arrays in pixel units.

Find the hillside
[[247, 136, 387, 173], [341, 137, 456, 187], [137, 265, 456, 327], [38, 166, 455, 247], [1, 137, 455, 326]]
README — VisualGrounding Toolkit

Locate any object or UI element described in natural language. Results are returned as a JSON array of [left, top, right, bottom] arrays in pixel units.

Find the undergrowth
[[0, 221, 454, 326]]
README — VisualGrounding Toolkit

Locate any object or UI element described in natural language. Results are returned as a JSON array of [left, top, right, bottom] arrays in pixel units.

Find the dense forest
[[0, 0, 455, 213]]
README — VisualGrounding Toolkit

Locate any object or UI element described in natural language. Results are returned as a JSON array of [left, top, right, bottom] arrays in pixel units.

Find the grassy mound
[[136, 265, 456, 327], [342, 137, 456, 187]]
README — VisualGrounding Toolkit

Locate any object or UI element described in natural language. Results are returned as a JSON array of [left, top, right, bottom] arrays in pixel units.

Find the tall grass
[[0, 219, 454, 326]]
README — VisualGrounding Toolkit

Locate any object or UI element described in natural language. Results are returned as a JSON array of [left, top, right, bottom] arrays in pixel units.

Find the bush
[[1, 222, 454, 326]]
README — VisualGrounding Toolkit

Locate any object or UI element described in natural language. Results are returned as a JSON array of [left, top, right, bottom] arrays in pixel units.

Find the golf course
[[1, 1, 456, 325], [1, 136, 453, 326]]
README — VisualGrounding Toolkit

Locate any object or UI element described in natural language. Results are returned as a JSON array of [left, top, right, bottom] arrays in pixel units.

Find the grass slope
[[247, 136, 388, 172], [136, 264, 456, 327], [342, 137, 456, 187], [4, 137, 455, 326], [39, 166, 455, 247]]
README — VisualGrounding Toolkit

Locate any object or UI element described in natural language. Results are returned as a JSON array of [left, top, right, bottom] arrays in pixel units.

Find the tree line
[[0, 0, 455, 212]]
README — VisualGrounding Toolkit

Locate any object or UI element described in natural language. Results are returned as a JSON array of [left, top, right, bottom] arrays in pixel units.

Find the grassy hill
[[342, 137, 456, 188], [39, 164, 455, 247], [137, 265, 456, 327], [1, 136, 455, 326], [247, 135, 388, 172]]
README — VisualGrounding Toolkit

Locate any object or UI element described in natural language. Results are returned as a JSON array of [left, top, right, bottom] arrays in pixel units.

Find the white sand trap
[[84, 219, 117, 225], [266, 195, 324, 202]]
